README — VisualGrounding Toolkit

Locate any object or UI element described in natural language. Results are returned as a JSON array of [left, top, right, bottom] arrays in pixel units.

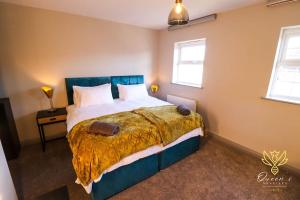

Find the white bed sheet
[[67, 96, 171, 132], [67, 96, 203, 193]]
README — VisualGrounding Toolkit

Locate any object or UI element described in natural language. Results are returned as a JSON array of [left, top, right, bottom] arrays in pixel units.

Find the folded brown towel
[[176, 105, 191, 116], [89, 121, 120, 136]]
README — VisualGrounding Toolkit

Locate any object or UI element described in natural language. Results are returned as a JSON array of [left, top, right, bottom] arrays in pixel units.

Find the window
[[267, 25, 300, 104], [172, 39, 206, 88]]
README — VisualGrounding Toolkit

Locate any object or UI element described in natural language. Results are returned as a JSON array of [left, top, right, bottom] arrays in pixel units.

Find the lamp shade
[[150, 84, 159, 93], [41, 86, 54, 99], [168, 0, 189, 26]]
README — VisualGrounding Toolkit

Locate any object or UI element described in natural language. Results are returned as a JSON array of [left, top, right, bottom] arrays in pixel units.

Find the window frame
[[172, 39, 206, 88], [266, 25, 300, 105]]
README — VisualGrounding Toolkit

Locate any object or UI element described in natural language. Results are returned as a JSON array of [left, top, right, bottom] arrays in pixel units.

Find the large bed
[[65, 75, 204, 200]]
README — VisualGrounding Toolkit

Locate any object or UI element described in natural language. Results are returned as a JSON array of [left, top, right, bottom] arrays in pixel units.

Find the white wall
[[0, 141, 18, 200]]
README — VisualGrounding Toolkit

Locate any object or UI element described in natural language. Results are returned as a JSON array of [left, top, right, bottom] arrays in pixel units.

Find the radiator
[[167, 95, 197, 112]]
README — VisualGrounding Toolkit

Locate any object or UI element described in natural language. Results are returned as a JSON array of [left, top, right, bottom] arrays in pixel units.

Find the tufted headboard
[[65, 75, 144, 105]]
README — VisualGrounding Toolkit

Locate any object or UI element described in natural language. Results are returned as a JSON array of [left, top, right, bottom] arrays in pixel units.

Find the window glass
[[172, 39, 206, 87], [267, 26, 300, 104]]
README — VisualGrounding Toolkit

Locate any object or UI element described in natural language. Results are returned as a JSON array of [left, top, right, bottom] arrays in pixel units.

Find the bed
[[65, 75, 204, 200]]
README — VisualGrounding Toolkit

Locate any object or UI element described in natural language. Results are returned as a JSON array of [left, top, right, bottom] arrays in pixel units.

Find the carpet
[[8, 138, 300, 200], [35, 186, 69, 200]]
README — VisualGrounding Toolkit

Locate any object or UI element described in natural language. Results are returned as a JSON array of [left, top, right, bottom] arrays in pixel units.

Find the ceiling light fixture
[[168, 0, 189, 26]]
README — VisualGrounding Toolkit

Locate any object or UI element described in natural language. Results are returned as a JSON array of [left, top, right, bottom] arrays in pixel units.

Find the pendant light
[[168, 0, 189, 26]]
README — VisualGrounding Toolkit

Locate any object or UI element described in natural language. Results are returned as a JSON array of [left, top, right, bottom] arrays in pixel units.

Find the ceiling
[[1, 0, 264, 29]]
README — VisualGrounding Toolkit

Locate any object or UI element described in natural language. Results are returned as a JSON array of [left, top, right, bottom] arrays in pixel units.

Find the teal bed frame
[[65, 75, 201, 200]]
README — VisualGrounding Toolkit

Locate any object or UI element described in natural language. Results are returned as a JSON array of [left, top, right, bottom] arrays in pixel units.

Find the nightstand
[[36, 107, 67, 151]]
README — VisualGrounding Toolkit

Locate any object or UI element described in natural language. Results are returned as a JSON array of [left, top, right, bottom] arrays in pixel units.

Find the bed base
[[159, 136, 200, 170], [91, 136, 201, 200], [91, 154, 159, 200]]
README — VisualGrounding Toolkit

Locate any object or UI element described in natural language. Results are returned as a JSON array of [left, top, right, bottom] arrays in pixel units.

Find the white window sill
[[261, 96, 300, 106], [171, 82, 203, 89]]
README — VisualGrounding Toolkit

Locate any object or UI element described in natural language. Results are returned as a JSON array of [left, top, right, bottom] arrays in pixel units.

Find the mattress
[[67, 96, 203, 193]]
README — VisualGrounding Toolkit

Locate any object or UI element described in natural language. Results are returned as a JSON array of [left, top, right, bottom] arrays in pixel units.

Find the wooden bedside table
[[36, 107, 67, 151]]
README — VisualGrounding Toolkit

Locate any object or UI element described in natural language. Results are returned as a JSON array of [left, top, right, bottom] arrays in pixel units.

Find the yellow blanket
[[133, 106, 203, 145], [67, 105, 203, 186]]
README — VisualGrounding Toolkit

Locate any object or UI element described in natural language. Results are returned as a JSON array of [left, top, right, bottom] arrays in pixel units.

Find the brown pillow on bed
[[176, 105, 191, 116], [88, 121, 120, 136]]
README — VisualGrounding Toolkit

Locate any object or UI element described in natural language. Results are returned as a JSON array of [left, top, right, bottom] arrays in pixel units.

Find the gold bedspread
[[67, 105, 204, 186]]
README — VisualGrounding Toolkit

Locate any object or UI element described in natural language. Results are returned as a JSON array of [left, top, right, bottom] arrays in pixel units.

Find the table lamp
[[150, 84, 159, 93], [41, 86, 57, 112]]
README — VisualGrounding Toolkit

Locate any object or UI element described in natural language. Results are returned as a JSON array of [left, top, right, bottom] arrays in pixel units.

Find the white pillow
[[117, 84, 149, 100], [73, 84, 113, 107]]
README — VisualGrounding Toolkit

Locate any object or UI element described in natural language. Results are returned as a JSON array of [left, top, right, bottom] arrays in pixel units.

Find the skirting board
[[207, 131, 300, 178]]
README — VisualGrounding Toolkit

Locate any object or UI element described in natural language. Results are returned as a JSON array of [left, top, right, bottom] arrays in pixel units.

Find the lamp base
[[47, 98, 56, 113]]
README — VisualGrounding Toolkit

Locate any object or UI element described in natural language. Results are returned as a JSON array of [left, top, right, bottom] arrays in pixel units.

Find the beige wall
[[0, 60, 5, 98], [0, 3, 158, 144], [157, 3, 300, 169], [1, 2, 300, 170]]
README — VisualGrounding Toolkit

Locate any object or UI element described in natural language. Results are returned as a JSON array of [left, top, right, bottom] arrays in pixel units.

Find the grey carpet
[[8, 137, 300, 200]]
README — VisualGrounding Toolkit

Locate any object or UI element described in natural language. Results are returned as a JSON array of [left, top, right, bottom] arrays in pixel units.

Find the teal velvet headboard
[[65, 75, 144, 105]]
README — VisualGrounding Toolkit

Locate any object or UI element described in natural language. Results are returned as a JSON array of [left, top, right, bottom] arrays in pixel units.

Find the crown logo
[[261, 151, 288, 175]]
